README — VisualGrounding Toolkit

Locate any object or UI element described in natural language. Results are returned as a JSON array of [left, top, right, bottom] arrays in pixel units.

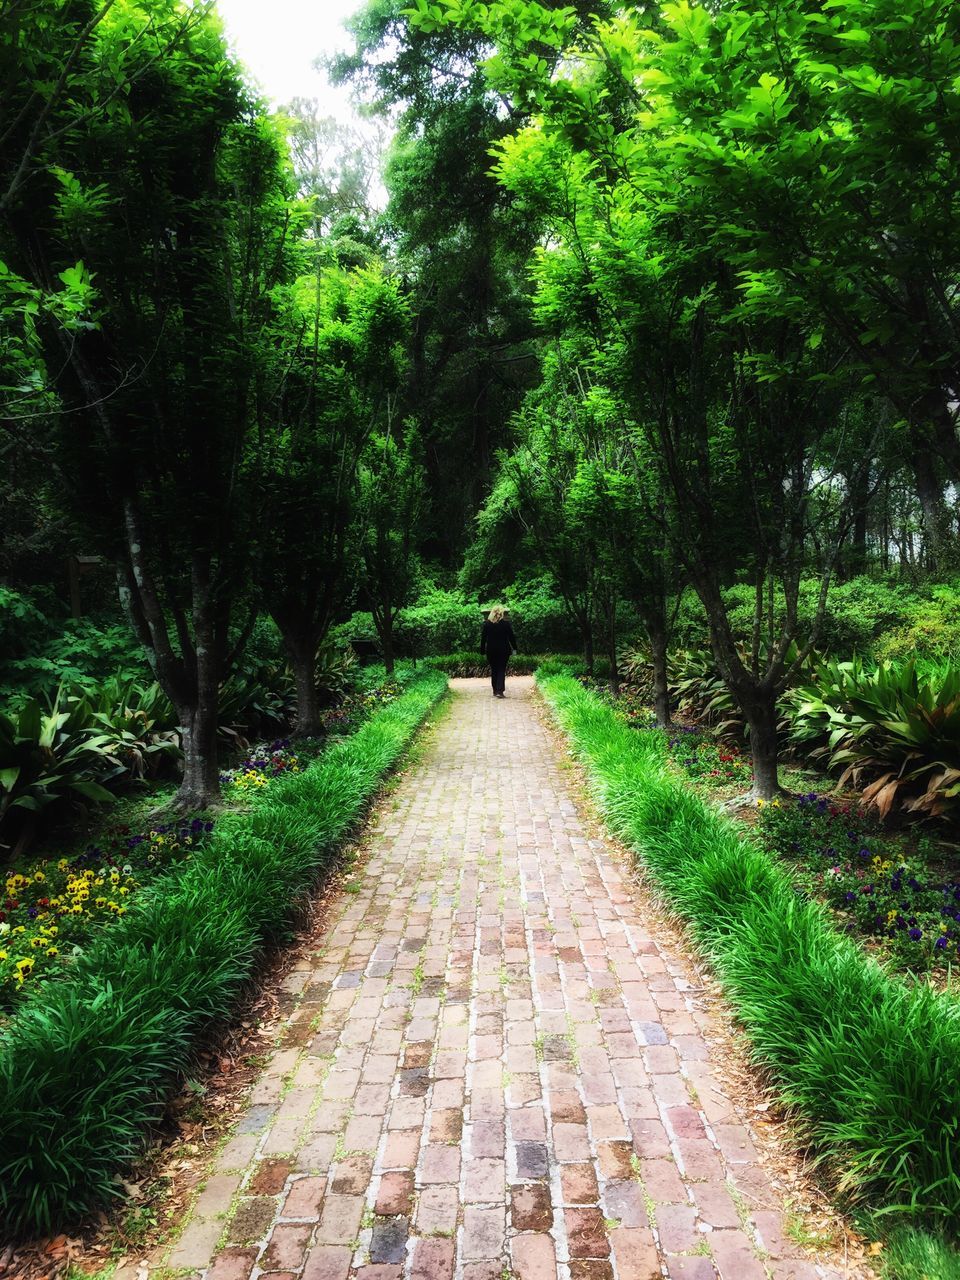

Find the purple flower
[[909, 928, 922, 941]]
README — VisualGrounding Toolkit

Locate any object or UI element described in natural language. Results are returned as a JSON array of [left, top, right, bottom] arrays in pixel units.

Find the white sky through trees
[[214, 0, 391, 208], [215, 0, 363, 118]]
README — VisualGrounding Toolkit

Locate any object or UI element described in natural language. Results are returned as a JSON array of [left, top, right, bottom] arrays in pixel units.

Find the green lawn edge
[[536, 671, 960, 1236], [0, 670, 449, 1238]]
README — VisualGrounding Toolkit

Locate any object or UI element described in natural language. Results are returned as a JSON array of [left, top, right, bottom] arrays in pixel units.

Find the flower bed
[[758, 794, 959, 972], [1, 819, 213, 1006]]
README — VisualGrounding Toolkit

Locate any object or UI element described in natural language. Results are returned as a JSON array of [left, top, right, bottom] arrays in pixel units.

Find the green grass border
[[537, 672, 960, 1231], [0, 671, 448, 1237]]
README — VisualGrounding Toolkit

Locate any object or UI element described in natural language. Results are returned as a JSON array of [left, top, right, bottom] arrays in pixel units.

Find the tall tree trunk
[[381, 623, 395, 678], [582, 621, 594, 677], [176, 699, 220, 810], [285, 633, 321, 737], [606, 598, 620, 696], [912, 453, 956, 571], [741, 690, 781, 801], [648, 614, 672, 728]]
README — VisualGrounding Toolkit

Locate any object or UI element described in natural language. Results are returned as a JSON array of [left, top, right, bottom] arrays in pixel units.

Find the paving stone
[[510, 1182, 553, 1231], [375, 1171, 414, 1216], [260, 1223, 312, 1272], [179, 678, 861, 1280], [511, 1232, 556, 1280], [369, 1216, 409, 1264]]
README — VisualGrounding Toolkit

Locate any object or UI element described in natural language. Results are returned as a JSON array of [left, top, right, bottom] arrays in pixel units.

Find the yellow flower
[[33, 870, 46, 883], [0, 950, 7, 962]]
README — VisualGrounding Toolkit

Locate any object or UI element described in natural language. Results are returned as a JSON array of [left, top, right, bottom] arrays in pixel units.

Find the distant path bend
[[162, 675, 859, 1280]]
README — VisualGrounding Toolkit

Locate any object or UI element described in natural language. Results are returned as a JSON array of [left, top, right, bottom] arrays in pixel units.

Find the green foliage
[[874, 586, 960, 664], [0, 690, 118, 840], [0, 671, 447, 1235], [880, 1228, 960, 1280], [538, 672, 960, 1228], [786, 658, 960, 819]]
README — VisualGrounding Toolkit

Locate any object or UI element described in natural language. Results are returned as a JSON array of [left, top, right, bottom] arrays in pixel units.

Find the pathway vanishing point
[[155, 677, 859, 1280]]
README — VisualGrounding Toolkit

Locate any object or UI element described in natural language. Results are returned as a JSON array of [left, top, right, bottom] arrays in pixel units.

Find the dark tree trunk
[[582, 623, 594, 677], [741, 691, 781, 801], [912, 453, 956, 571], [381, 624, 395, 678], [648, 615, 672, 728], [176, 700, 220, 810], [605, 597, 620, 696], [285, 634, 321, 737]]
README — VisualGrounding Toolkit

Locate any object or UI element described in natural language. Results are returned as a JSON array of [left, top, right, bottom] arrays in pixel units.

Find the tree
[[418, 0, 895, 797], [356, 425, 426, 675], [0, 1, 294, 806], [256, 258, 409, 733]]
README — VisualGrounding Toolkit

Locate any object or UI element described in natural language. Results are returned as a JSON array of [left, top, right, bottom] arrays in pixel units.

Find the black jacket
[[480, 618, 517, 659]]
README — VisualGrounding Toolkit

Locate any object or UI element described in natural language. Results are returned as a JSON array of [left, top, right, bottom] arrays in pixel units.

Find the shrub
[[538, 672, 960, 1227], [785, 657, 960, 819], [0, 670, 447, 1235]]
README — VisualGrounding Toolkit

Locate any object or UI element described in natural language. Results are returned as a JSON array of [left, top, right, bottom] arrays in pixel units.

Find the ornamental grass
[[537, 672, 960, 1230], [0, 671, 447, 1237]]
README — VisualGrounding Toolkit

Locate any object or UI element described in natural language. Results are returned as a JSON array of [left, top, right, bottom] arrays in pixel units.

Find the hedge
[[537, 672, 960, 1229], [0, 670, 448, 1237]]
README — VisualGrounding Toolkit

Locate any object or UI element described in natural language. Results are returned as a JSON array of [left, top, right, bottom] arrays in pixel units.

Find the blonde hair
[[488, 605, 505, 623]]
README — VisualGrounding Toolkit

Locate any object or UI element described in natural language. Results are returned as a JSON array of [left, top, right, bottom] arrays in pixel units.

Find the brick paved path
[[167, 677, 854, 1280]]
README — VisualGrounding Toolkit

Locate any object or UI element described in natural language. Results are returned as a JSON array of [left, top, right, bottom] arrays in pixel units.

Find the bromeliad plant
[[787, 658, 960, 819], [0, 691, 118, 846]]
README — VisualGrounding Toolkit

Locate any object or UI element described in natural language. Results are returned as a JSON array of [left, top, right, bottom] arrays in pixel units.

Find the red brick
[[420, 1144, 460, 1183], [462, 1205, 505, 1260], [410, 1236, 455, 1280], [316, 1194, 364, 1244], [301, 1245, 353, 1280], [249, 1159, 294, 1195], [260, 1224, 312, 1271], [281, 1176, 325, 1218], [565, 1208, 610, 1258], [511, 1182, 553, 1231], [383, 1129, 420, 1169], [207, 1248, 258, 1280], [511, 1232, 556, 1280], [376, 1171, 414, 1216], [561, 1163, 599, 1205], [609, 1226, 660, 1280]]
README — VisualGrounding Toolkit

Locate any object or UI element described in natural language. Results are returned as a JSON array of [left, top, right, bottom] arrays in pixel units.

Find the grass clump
[[537, 672, 960, 1235], [0, 671, 447, 1237]]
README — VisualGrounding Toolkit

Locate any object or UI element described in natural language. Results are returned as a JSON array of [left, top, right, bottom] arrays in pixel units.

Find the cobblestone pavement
[[163, 677, 855, 1280]]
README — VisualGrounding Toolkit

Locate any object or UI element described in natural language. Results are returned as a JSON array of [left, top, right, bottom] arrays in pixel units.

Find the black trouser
[[488, 654, 508, 694]]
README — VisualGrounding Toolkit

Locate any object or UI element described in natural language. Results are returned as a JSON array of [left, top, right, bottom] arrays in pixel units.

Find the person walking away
[[480, 605, 517, 698]]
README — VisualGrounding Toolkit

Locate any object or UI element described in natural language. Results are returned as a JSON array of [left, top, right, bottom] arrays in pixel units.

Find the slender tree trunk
[[382, 623, 395, 678], [741, 691, 781, 800], [606, 599, 620, 697], [582, 619, 594, 676], [648, 616, 672, 728]]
